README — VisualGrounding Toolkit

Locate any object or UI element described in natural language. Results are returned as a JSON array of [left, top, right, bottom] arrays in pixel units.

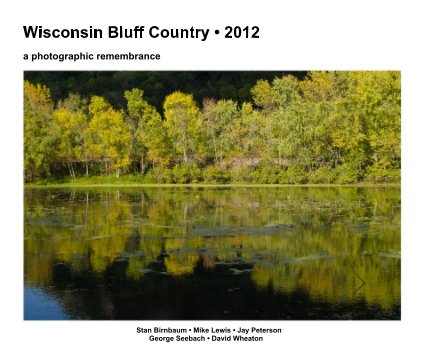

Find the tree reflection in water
[[24, 187, 400, 319]]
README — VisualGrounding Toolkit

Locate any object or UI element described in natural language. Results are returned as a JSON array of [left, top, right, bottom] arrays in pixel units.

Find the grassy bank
[[25, 174, 400, 188]]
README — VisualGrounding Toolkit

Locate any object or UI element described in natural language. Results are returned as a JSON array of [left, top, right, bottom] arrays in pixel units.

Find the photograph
[[23, 71, 401, 320]]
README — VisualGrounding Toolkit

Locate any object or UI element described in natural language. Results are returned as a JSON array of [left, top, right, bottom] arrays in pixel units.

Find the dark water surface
[[24, 187, 400, 320]]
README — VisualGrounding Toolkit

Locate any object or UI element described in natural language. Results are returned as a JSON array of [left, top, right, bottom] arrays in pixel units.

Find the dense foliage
[[24, 71, 401, 184], [24, 71, 300, 111]]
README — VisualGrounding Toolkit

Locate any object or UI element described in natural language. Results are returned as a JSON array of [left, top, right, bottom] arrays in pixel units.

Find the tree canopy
[[24, 71, 401, 184]]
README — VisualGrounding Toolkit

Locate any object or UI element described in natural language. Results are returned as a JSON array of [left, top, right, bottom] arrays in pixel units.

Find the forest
[[24, 71, 401, 184]]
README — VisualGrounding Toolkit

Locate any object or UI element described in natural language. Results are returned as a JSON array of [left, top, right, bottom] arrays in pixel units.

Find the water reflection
[[24, 288, 70, 320], [24, 187, 400, 319]]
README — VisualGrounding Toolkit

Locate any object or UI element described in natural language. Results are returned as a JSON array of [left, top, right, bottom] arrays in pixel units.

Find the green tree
[[201, 99, 240, 163], [124, 88, 149, 174], [88, 96, 130, 177], [299, 71, 350, 169], [251, 79, 277, 112], [23, 72, 400, 184], [163, 92, 201, 164], [24, 81, 55, 181], [348, 71, 400, 171], [238, 102, 266, 159], [52, 94, 89, 178], [144, 105, 173, 168]]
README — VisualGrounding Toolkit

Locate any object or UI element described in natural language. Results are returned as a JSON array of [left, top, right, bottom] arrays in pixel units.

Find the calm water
[[24, 187, 400, 320]]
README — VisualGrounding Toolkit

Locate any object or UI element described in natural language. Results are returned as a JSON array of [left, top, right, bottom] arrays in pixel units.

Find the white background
[[0, 0, 420, 355]]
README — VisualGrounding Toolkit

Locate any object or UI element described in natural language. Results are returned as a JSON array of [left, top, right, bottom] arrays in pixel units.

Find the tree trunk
[[68, 161, 75, 180], [85, 161, 89, 177], [211, 133, 217, 163], [183, 129, 188, 163], [140, 156, 145, 175], [183, 145, 188, 163]]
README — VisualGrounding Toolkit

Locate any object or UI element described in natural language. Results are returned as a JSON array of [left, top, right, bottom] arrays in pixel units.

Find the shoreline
[[24, 183, 401, 188]]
